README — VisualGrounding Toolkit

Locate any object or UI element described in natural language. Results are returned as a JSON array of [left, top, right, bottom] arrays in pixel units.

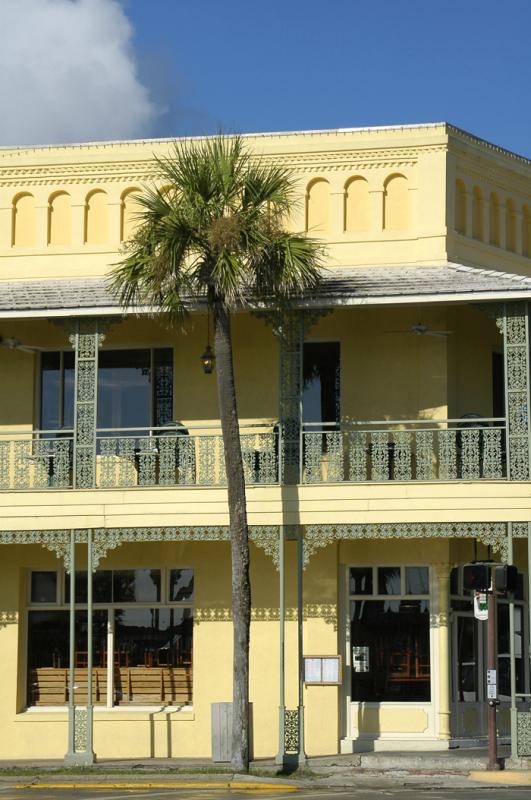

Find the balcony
[[0, 418, 509, 491]]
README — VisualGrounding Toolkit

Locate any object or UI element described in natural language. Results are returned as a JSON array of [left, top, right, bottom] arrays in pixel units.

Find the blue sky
[[1, 0, 530, 154], [125, 0, 531, 156]]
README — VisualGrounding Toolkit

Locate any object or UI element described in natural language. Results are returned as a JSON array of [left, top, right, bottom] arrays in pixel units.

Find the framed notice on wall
[[303, 655, 342, 685]]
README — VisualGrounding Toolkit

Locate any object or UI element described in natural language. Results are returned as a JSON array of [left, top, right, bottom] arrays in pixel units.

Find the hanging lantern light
[[200, 310, 215, 374]]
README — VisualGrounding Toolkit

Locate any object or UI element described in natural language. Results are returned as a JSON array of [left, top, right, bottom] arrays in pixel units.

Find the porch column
[[64, 530, 95, 765], [278, 312, 303, 484], [69, 319, 107, 488], [500, 302, 531, 480], [275, 525, 286, 765], [435, 563, 452, 741]]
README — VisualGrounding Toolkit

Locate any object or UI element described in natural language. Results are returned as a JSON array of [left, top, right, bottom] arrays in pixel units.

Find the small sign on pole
[[474, 591, 489, 621]]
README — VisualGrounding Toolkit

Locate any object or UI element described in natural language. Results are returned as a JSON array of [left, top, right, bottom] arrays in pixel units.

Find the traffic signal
[[494, 565, 519, 594], [463, 563, 491, 592]]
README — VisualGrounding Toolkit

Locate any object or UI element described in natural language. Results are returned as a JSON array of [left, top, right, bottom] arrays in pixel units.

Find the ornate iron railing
[[0, 418, 511, 489], [95, 424, 279, 488], [301, 419, 507, 483], [0, 429, 74, 489]]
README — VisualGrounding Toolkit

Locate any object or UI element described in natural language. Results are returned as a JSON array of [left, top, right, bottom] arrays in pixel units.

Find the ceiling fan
[[0, 336, 45, 354], [385, 323, 452, 338]]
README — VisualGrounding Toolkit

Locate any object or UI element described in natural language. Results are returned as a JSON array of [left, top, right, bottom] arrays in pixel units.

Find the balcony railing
[[301, 419, 507, 483], [0, 430, 74, 490], [95, 424, 279, 488], [0, 418, 509, 490]]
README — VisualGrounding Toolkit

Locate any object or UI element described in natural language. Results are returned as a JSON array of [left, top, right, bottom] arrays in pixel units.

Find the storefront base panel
[[341, 737, 452, 753]]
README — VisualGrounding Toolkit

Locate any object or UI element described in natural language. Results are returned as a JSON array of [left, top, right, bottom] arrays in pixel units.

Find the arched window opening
[[489, 193, 500, 246], [506, 199, 517, 253], [85, 189, 109, 245], [472, 186, 483, 241], [305, 179, 330, 232], [455, 179, 466, 235], [12, 193, 36, 247], [120, 188, 142, 242], [383, 174, 408, 231], [523, 205, 531, 258], [48, 191, 71, 246], [344, 177, 369, 232]]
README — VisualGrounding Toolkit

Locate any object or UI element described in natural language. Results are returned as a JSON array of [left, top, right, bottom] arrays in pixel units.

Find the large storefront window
[[349, 566, 431, 702], [27, 568, 193, 707]]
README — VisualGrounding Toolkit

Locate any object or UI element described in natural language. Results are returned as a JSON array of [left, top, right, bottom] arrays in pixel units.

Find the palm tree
[[110, 135, 323, 771]]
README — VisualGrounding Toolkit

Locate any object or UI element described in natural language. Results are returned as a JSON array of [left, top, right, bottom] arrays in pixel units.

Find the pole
[[486, 576, 500, 771], [65, 530, 76, 762], [86, 530, 95, 761], [508, 523, 517, 761], [275, 525, 286, 765], [297, 527, 306, 764]]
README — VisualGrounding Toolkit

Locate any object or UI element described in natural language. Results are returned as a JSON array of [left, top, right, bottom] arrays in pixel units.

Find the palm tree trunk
[[213, 299, 251, 772]]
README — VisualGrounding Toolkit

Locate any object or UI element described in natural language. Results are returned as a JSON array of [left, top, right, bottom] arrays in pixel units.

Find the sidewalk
[[0, 747, 529, 790]]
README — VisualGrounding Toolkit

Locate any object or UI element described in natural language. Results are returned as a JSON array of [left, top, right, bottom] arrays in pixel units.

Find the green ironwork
[[500, 302, 531, 481], [302, 522, 510, 567], [516, 712, 531, 757], [69, 320, 106, 489], [284, 709, 299, 753], [301, 421, 505, 484], [278, 312, 304, 484]]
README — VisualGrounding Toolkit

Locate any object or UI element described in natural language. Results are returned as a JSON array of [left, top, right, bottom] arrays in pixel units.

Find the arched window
[[523, 205, 531, 258], [84, 190, 109, 244], [120, 188, 142, 242], [305, 178, 329, 232], [455, 179, 466, 234], [489, 193, 500, 246], [12, 193, 36, 247], [383, 174, 408, 231], [344, 177, 369, 232], [506, 198, 517, 252], [48, 191, 71, 246], [472, 186, 483, 241]]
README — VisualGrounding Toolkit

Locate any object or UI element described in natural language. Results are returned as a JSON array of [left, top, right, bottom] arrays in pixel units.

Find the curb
[[15, 780, 299, 792], [469, 770, 531, 785]]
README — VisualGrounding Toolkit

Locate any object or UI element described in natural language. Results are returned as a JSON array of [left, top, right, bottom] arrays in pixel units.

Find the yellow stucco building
[[0, 122, 530, 763]]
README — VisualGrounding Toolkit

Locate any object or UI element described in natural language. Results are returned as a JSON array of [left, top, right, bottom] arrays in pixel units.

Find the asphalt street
[[0, 786, 530, 800]]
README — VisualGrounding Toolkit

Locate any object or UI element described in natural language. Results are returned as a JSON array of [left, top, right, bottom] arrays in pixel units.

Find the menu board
[[304, 656, 342, 685]]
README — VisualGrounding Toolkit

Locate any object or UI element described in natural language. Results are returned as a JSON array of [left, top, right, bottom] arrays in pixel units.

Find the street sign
[[487, 684, 497, 700]]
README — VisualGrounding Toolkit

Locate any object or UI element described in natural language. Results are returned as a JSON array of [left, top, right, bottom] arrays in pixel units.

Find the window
[[349, 565, 430, 702], [303, 342, 340, 429], [27, 567, 193, 707], [40, 348, 173, 432]]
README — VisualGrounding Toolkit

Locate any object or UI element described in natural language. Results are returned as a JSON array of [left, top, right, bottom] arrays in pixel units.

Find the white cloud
[[0, 0, 157, 145]]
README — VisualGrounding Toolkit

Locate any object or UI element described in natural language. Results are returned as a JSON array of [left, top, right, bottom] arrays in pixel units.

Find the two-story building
[[0, 122, 530, 763]]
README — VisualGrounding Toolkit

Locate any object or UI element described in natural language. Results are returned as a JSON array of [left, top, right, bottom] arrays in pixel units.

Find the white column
[[435, 563, 452, 741]]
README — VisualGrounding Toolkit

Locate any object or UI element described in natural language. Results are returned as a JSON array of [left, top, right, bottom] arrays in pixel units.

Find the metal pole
[[65, 530, 76, 762], [528, 522, 531, 697], [508, 523, 517, 761], [86, 530, 95, 762], [275, 525, 286, 765], [487, 576, 500, 770], [297, 527, 306, 764]]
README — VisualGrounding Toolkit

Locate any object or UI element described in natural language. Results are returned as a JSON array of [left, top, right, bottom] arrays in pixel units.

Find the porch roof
[[1, 262, 531, 318]]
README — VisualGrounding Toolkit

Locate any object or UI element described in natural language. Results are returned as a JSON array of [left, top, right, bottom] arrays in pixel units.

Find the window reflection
[[350, 599, 430, 702]]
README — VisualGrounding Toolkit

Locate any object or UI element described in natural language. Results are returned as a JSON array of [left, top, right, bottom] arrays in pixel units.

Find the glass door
[[451, 611, 486, 737]]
